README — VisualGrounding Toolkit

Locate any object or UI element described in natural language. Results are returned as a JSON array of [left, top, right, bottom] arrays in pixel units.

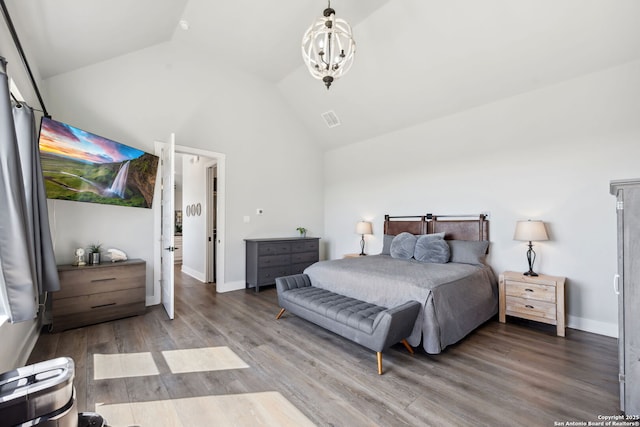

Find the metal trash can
[[0, 357, 77, 426], [78, 412, 106, 427]]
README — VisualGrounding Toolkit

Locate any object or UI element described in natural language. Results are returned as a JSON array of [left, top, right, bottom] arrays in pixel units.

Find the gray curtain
[[0, 56, 60, 323]]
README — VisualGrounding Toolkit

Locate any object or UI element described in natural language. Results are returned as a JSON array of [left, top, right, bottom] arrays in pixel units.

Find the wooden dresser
[[245, 237, 320, 292], [53, 259, 146, 332], [498, 271, 565, 336]]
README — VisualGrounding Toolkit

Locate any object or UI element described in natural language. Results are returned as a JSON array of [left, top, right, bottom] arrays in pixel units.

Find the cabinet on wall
[[245, 237, 320, 292], [53, 259, 146, 332], [174, 235, 183, 263], [610, 179, 640, 415]]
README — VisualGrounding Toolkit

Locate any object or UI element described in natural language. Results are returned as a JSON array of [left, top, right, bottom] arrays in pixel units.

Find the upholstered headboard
[[383, 214, 489, 242]]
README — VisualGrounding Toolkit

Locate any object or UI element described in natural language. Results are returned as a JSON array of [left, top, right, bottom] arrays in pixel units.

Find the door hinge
[[617, 201, 624, 210], [619, 373, 625, 383]]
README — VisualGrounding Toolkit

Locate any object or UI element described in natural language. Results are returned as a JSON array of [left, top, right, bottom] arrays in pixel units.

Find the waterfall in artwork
[[108, 160, 130, 198]]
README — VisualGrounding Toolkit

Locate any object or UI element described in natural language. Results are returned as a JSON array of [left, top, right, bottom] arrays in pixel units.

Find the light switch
[[243, 216, 250, 223]]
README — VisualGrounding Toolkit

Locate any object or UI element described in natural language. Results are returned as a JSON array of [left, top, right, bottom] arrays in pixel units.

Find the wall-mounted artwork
[[38, 117, 159, 208]]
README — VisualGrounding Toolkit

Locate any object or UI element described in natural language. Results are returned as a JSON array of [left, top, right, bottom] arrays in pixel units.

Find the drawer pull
[[525, 304, 535, 309], [91, 302, 116, 309], [525, 288, 534, 292], [91, 277, 117, 283]]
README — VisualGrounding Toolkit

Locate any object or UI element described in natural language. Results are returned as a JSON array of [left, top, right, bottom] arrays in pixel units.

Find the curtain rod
[[0, 0, 50, 117]]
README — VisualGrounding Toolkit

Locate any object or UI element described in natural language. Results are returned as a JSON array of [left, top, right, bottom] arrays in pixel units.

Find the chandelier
[[302, 1, 356, 90]]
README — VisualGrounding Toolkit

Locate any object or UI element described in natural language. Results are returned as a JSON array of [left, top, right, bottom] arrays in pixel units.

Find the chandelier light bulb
[[302, 2, 356, 89]]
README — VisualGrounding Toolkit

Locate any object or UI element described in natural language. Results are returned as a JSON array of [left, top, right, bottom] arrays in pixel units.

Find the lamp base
[[523, 243, 539, 277]]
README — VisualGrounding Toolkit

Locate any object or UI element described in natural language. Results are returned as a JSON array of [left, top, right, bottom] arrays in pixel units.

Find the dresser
[[245, 237, 320, 292], [498, 271, 565, 337], [53, 259, 146, 332], [610, 179, 640, 415]]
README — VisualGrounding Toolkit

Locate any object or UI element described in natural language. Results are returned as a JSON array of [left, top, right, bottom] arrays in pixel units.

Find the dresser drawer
[[53, 287, 145, 317], [56, 263, 145, 299], [258, 243, 291, 256], [505, 280, 556, 303], [258, 254, 291, 268], [292, 240, 319, 253], [291, 262, 315, 275], [506, 296, 557, 321], [53, 300, 145, 332], [258, 266, 291, 285], [291, 251, 318, 264]]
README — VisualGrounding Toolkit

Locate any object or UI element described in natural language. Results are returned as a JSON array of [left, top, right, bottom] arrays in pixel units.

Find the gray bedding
[[304, 255, 498, 354]]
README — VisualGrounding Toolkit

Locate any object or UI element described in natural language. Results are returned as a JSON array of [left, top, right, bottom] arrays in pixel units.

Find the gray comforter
[[304, 255, 498, 354]]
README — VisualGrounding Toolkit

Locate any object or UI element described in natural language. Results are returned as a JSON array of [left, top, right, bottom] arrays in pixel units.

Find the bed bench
[[275, 273, 421, 374]]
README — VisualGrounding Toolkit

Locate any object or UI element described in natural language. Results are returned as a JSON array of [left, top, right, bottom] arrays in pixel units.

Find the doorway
[[153, 142, 226, 310]]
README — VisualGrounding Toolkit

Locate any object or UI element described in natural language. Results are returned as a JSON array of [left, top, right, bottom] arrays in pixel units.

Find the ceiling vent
[[321, 110, 341, 128]]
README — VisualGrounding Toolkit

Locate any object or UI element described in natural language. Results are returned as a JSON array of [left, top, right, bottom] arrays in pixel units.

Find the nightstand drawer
[[504, 280, 556, 303], [506, 296, 556, 320]]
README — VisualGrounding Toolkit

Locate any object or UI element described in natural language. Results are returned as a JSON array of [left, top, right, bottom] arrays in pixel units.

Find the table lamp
[[513, 220, 549, 276], [355, 221, 373, 256]]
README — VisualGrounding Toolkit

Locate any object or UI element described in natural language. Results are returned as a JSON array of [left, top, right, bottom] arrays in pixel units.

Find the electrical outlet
[[256, 208, 264, 215]]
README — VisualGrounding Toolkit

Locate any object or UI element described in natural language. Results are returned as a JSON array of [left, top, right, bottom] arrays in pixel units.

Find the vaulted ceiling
[[5, 0, 640, 150]]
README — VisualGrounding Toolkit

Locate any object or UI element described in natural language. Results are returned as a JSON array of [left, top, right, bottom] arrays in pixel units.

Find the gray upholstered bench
[[275, 273, 421, 375]]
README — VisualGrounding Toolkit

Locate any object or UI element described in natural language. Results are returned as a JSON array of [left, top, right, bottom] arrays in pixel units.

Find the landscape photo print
[[38, 117, 159, 208]]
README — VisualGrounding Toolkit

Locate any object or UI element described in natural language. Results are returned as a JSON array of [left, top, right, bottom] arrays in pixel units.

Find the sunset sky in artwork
[[39, 117, 144, 164]]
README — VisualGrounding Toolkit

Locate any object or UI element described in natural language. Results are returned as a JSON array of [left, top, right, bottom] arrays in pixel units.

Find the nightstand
[[343, 253, 364, 258], [499, 271, 566, 337]]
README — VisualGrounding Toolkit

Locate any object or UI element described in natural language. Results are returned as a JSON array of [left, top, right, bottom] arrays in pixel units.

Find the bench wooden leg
[[401, 339, 414, 355], [377, 352, 383, 375], [276, 308, 285, 320]]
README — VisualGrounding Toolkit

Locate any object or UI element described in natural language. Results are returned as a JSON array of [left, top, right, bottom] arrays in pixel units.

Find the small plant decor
[[296, 227, 307, 237], [88, 243, 102, 265], [88, 243, 102, 253]]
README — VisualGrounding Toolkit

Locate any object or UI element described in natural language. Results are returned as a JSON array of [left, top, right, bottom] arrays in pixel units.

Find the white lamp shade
[[514, 220, 549, 242], [355, 221, 372, 235]]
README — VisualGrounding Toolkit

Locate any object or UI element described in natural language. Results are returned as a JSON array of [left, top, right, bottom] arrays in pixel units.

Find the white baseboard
[[181, 265, 206, 282], [567, 315, 618, 338], [146, 295, 160, 306], [216, 280, 244, 293]]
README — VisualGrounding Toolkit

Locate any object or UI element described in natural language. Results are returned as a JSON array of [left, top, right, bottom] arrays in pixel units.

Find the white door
[[161, 134, 175, 319]]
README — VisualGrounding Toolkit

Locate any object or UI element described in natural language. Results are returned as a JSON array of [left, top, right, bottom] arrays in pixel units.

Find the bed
[[304, 214, 498, 354]]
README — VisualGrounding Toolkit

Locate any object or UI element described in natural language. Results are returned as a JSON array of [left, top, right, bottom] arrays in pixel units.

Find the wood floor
[[28, 270, 621, 426]]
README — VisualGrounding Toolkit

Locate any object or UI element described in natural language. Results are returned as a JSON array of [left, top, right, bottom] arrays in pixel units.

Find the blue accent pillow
[[447, 240, 490, 265], [381, 234, 394, 255], [414, 234, 449, 263], [390, 232, 417, 259]]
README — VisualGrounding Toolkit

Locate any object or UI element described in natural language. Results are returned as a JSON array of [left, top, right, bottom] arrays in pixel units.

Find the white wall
[[41, 39, 324, 294], [324, 60, 640, 337]]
